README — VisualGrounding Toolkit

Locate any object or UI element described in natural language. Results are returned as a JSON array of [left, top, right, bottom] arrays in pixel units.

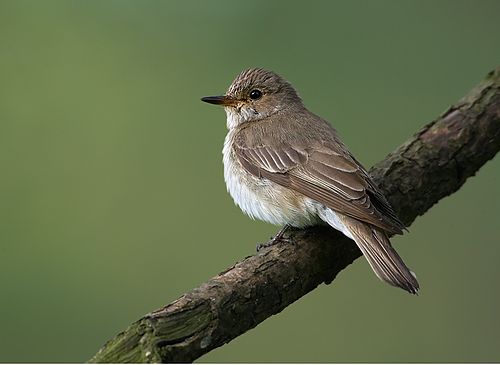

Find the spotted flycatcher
[[201, 68, 419, 294]]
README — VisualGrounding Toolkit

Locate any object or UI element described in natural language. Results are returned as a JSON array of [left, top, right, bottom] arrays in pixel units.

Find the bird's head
[[202, 68, 303, 129]]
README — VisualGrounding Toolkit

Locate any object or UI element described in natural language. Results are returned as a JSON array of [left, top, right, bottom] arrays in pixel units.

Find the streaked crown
[[227, 68, 299, 101]]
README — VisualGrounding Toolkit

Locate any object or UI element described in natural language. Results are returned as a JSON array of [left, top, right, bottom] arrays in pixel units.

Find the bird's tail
[[352, 223, 419, 294], [320, 209, 419, 294]]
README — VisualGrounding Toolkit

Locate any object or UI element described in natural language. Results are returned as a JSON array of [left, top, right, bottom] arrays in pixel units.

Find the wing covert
[[234, 140, 406, 235]]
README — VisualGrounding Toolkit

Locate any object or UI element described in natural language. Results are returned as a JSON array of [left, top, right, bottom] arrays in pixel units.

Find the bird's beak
[[201, 95, 237, 107]]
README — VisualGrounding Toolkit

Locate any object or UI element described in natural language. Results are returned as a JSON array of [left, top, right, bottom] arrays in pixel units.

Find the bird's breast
[[222, 130, 319, 227]]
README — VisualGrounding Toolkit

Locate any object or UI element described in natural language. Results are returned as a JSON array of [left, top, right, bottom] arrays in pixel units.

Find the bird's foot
[[256, 225, 291, 252]]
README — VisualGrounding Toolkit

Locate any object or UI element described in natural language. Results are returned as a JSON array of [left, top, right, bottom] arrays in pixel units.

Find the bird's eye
[[249, 89, 262, 100]]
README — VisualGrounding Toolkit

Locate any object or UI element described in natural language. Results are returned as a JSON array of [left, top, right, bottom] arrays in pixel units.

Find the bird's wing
[[234, 134, 406, 235]]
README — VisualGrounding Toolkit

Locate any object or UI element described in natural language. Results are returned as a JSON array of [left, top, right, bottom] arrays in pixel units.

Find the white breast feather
[[223, 131, 280, 225], [222, 128, 319, 228]]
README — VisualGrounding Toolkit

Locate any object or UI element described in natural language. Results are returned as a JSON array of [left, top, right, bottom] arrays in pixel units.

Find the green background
[[1, 0, 499, 362]]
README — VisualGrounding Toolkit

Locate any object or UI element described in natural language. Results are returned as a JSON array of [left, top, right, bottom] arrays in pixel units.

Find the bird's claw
[[256, 231, 291, 252]]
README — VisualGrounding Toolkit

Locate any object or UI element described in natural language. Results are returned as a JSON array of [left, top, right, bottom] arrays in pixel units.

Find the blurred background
[[1, 0, 499, 362]]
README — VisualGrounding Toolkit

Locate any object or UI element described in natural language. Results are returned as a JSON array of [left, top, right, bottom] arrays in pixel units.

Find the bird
[[201, 68, 419, 294]]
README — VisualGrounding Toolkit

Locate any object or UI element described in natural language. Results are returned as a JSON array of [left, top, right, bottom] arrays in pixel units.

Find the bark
[[89, 67, 500, 363]]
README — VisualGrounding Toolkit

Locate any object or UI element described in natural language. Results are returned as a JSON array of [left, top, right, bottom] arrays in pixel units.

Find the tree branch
[[89, 67, 500, 363]]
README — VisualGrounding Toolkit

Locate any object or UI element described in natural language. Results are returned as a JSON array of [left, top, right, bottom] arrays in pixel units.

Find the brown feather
[[340, 215, 419, 294], [234, 117, 406, 235]]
